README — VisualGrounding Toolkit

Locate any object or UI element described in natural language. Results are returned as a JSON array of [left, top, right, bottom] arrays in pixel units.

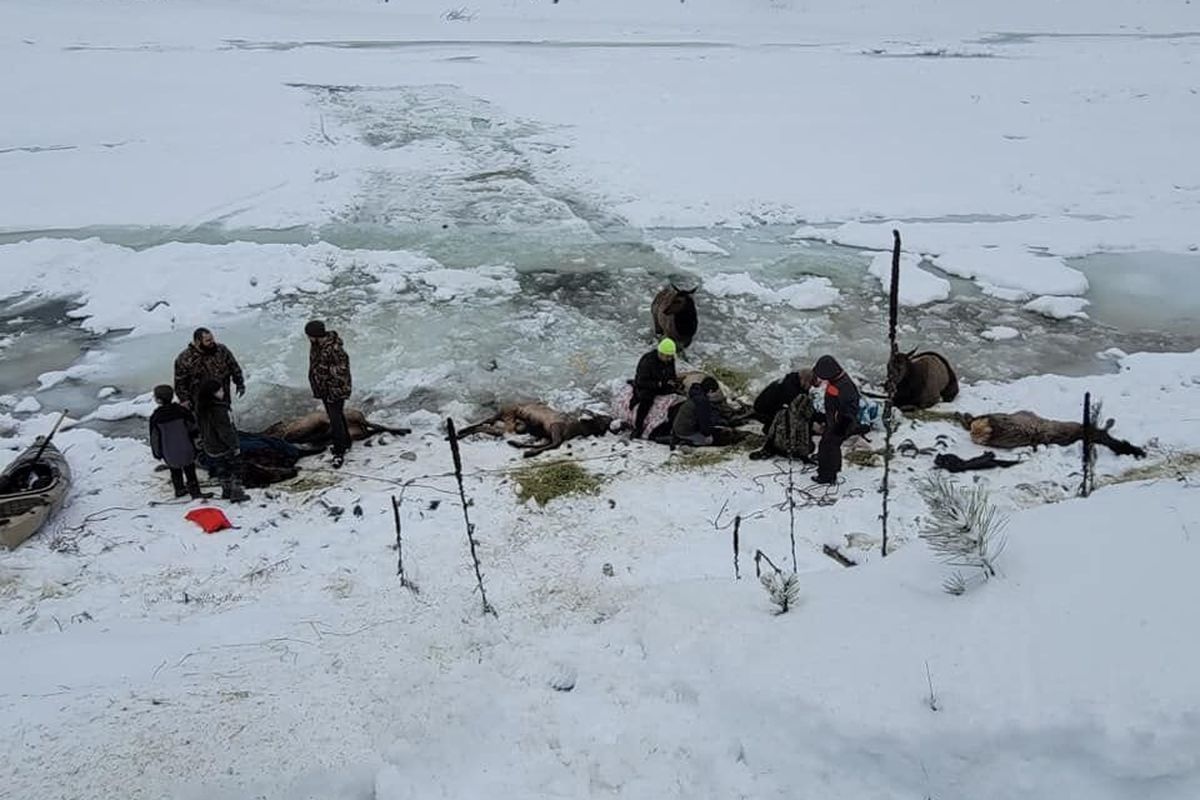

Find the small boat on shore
[[0, 419, 72, 550]]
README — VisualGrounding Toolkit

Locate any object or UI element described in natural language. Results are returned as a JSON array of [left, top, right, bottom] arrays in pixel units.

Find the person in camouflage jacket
[[173, 327, 245, 408], [305, 320, 353, 466]]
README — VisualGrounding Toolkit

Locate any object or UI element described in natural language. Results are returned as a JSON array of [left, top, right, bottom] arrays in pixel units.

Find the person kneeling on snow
[[812, 355, 861, 485], [195, 379, 249, 503], [672, 377, 725, 446], [629, 338, 680, 438], [748, 368, 818, 461], [148, 384, 212, 500]]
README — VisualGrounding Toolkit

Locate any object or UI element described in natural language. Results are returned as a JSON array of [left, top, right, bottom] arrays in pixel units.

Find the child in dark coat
[[194, 379, 249, 503], [149, 385, 210, 499]]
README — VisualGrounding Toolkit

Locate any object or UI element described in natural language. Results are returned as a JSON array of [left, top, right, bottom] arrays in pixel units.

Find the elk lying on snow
[[887, 348, 960, 410], [261, 408, 411, 445], [651, 284, 699, 351], [456, 403, 613, 458], [958, 410, 1146, 457]]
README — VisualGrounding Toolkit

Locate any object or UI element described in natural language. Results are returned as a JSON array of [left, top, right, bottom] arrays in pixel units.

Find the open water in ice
[[1, 76, 1197, 434], [2, 220, 1197, 439]]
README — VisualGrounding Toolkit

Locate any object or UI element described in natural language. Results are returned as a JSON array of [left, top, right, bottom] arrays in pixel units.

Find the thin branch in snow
[[446, 418, 496, 617], [925, 660, 939, 712]]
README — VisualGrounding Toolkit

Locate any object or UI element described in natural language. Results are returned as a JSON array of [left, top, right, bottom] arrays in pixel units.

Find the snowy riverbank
[[2, 349, 1199, 798], [4, 0, 1200, 797]]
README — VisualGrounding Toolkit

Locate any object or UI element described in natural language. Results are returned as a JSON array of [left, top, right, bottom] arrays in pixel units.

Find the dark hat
[[304, 320, 326, 338], [813, 355, 843, 381]]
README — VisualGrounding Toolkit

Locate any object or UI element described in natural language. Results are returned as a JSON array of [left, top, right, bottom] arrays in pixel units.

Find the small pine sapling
[[917, 473, 1008, 594], [755, 549, 799, 614]]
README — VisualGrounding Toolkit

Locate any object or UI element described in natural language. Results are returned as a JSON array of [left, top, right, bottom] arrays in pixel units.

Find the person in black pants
[[812, 355, 861, 485], [194, 380, 249, 503], [630, 337, 679, 438], [305, 320, 353, 468], [148, 384, 212, 499]]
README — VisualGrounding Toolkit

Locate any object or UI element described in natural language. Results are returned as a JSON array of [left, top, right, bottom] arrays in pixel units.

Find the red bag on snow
[[185, 507, 233, 534]]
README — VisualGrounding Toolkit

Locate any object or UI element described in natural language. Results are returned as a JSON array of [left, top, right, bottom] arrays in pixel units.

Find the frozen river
[[1, 221, 1197, 435]]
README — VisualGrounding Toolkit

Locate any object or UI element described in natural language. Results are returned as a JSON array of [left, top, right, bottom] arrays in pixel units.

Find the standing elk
[[651, 284, 699, 352]]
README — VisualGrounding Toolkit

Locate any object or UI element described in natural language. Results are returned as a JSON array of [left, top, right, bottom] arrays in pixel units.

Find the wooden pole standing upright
[[881, 229, 902, 558], [1080, 392, 1094, 498], [446, 418, 496, 616]]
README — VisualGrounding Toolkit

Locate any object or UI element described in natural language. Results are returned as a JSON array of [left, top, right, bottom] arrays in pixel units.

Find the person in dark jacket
[[630, 337, 679, 438], [672, 378, 725, 445], [748, 368, 818, 461], [148, 384, 211, 499], [173, 327, 245, 409], [194, 379, 248, 503], [811, 355, 861, 485], [305, 319, 353, 468], [752, 368, 815, 426]]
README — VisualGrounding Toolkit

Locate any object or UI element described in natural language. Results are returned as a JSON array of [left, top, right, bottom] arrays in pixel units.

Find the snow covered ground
[[3, 0, 1200, 797], [3, 350, 1200, 799]]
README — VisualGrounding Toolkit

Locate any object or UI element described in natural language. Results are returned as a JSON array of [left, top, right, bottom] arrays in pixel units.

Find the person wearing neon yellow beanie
[[629, 337, 679, 437]]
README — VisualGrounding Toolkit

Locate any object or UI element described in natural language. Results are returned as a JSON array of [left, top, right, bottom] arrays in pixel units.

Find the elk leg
[[1094, 429, 1147, 458], [457, 414, 504, 439]]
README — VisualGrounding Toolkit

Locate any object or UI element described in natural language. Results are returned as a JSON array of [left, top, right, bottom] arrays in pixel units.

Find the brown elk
[[261, 408, 410, 444], [456, 403, 613, 458], [958, 411, 1146, 457], [886, 349, 959, 410], [651, 284, 699, 351]]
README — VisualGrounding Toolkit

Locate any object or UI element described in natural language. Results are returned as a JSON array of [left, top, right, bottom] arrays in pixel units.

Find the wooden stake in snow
[[446, 418, 496, 617], [887, 230, 901, 356], [733, 515, 742, 580], [1080, 391, 1094, 498], [785, 406, 798, 573], [881, 229, 902, 558]]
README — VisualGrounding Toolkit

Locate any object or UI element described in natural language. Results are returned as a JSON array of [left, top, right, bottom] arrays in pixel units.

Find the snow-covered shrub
[[760, 571, 800, 614], [917, 473, 1008, 594]]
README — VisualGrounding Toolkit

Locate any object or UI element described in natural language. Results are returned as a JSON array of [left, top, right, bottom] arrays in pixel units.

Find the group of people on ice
[[148, 322, 352, 503], [623, 336, 867, 485], [144, 321, 869, 504]]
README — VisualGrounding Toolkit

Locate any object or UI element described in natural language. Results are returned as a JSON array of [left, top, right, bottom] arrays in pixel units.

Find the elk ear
[[906, 347, 918, 358], [669, 282, 680, 292], [683, 286, 698, 295]]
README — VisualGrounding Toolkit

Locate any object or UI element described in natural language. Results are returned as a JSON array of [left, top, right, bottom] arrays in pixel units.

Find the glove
[[235, 384, 246, 398]]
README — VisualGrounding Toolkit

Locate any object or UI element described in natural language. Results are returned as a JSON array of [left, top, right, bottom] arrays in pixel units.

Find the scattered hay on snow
[[512, 460, 604, 506]]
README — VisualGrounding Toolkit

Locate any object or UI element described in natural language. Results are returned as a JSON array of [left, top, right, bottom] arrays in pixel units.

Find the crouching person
[[749, 368, 817, 461], [149, 384, 211, 499], [195, 379, 249, 503], [812, 355, 861, 485], [672, 378, 726, 446]]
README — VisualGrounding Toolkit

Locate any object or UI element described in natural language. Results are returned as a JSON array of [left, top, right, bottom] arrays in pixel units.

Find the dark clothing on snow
[[934, 451, 1021, 473], [198, 433, 309, 488], [630, 350, 677, 437], [149, 402, 198, 469], [309, 331, 352, 401], [174, 343, 244, 407]]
